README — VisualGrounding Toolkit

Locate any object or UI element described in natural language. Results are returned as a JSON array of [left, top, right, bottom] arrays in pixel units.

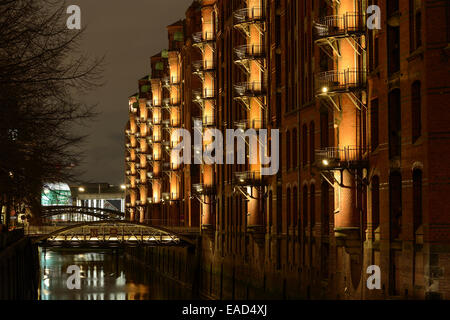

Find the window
[[374, 36, 379, 68], [321, 182, 329, 235], [310, 184, 316, 227], [371, 98, 379, 150], [310, 121, 315, 164], [286, 130, 291, 170], [293, 186, 298, 227], [389, 172, 402, 239], [415, 11, 422, 48], [447, 1, 450, 42], [411, 81, 421, 143], [372, 176, 380, 238], [387, 0, 399, 16], [410, 0, 422, 51], [277, 186, 282, 234], [387, 26, 400, 75], [292, 128, 298, 168], [302, 124, 308, 166], [286, 188, 291, 233], [269, 191, 273, 229], [320, 111, 329, 148], [388, 89, 401, 159], [303, 185, 308, 229], [413, 169, 423, 233]]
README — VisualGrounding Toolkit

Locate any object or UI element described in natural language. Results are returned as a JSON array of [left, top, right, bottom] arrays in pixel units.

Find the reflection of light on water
[[116, 271, 126, 286], [38, 249, 189, 300]]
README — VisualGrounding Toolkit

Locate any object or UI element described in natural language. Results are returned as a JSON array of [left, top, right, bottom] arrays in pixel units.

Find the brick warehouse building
[[124, 0, 450, 299]]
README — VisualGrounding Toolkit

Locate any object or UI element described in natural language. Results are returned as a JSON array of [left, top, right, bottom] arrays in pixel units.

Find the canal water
[[38, 247, 195, 300]]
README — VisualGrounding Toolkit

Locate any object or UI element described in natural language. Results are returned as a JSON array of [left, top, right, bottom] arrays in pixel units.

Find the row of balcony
[[234, 44, 265, 61], [192, 59, 215, 73], [162, 75, 181, 86], [233, 7, 265, 26], [313, 12, 366, 41], [193, 30, 215, 45], [162, 97, 181, 107], [161, 118, 181, 128], [192, 116, 216, 127], [315, 146, 369, 169]]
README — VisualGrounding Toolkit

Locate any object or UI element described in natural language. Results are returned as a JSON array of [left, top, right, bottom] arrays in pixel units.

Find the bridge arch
[[40, 206, 126, 222], [33, 220, 195, 246]]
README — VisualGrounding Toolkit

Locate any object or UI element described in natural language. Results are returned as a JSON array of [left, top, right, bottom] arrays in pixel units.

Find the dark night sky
[[71, 0, 193, 185]]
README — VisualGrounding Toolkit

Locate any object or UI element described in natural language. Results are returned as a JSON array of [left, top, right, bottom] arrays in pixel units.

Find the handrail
[[314, 12, 366, 39], [233, 7, 265, 25], [315, 69, 367, 94]]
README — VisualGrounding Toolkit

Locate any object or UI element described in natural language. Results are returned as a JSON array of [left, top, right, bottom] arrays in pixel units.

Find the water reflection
[[38, 248, 194, 300]]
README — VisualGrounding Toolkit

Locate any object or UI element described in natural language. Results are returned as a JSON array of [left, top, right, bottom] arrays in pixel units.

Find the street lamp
[[78, 187, 85, 192]]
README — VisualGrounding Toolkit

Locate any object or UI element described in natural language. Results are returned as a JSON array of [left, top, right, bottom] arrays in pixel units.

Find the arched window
[[372, 176, 380, 238], [286, 130, 291, 170], [302, 124, 308, 166], [303, 185, 308, 229], [413, 169, 423, 233], [293, 186, 298, 227], [415, 11, 422, 48], [310, 122, 315, 164], [292, 128, 298, 168], [310, 184, 316, 227], [321, 182, 329, 235], [286, 188, 291, 232], [268, 191, 273, 229], [389, 172, 402, 239], [411, 81, 421, 143], [388, 89, 401, 159], [320, 111, 329, 148], [371, 99, 379, 151], [277, 186, 282, 234]]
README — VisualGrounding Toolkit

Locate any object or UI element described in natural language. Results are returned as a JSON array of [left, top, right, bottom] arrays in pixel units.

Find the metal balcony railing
[[193, 30, 215, 44], [148, 171, 161, 180], [315, 146, 369, 169], [233, 7, 265, 26], [192, 183, 216, 196], [315, 69, 367, 95], [203, 115, 215, 127], [152, 117, 162, 125], [234, 44, 265, 61], [170, 76, 181, 85], [202, 88, 216, 99], [171, 118, 181, 127], [169, 98, 181, 106], [234, 81, 266, 97], [160, 192, 180, 201], [234, 118, 265, 130], [192, 59, 216, 72], [234, 171, 266, 186], [313, 13, 366, 40]]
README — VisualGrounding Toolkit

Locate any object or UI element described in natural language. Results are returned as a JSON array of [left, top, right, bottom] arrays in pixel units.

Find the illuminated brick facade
[[125, 0, 450, 299]]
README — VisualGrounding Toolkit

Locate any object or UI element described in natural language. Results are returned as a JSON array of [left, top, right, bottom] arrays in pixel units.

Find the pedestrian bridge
[[41, 206, 125, 223], [27, 220, 195, 248]]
